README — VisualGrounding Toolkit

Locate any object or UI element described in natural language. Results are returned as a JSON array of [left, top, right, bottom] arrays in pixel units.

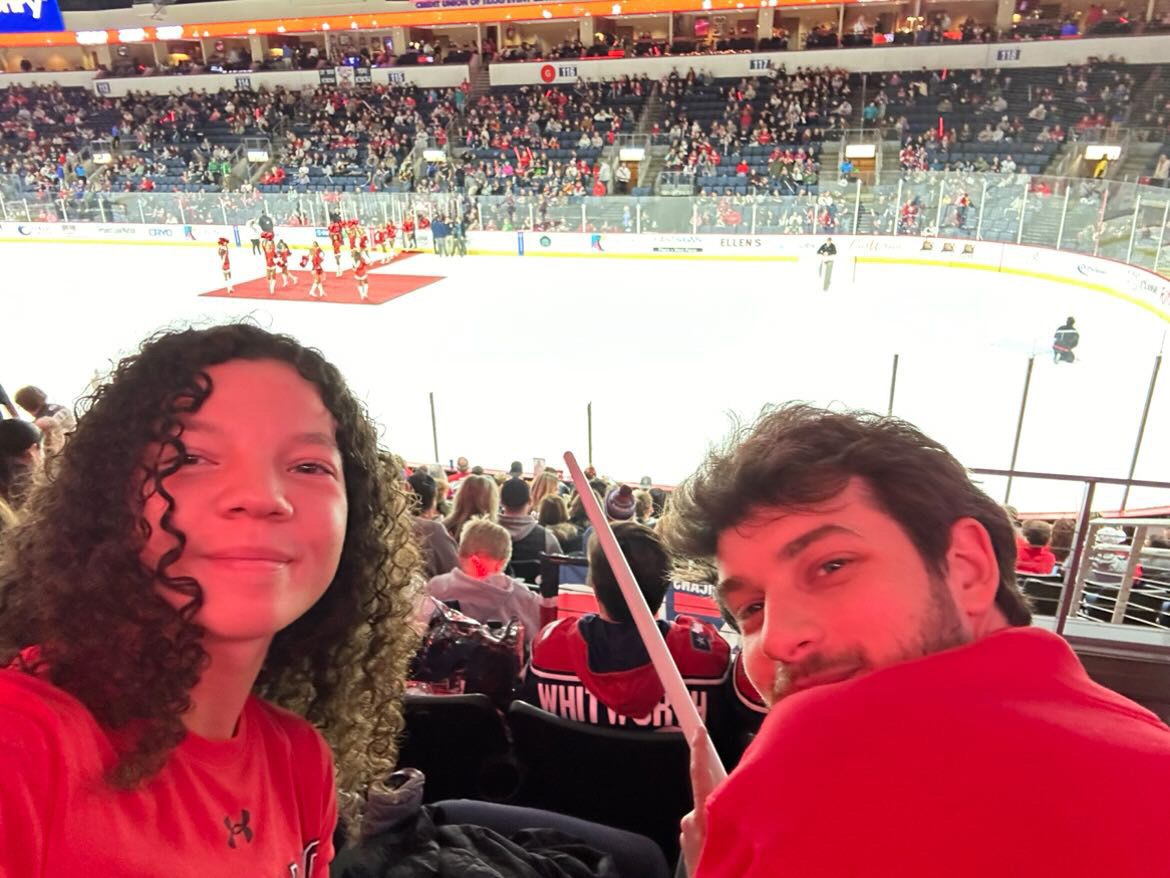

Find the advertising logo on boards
[[719, 237, 762, 249], [652, 234, 703, 254], [541, 64, 577, 82]]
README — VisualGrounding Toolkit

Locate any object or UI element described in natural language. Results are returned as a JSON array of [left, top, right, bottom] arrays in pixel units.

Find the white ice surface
[[2, 242, 1167, 514]]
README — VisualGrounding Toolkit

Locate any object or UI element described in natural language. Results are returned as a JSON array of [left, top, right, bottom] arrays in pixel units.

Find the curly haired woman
[[0, 323, 421, 876]]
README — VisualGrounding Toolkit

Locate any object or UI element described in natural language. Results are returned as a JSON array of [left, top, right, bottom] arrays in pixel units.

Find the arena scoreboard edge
[[0, 0, 65, 33]]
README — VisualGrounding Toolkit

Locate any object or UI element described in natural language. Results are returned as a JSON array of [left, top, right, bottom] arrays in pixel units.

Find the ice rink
[[3, 239, 1168, 514]]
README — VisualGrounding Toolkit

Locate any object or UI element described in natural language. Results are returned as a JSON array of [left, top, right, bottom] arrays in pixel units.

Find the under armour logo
[[224, 810, 253, 848]]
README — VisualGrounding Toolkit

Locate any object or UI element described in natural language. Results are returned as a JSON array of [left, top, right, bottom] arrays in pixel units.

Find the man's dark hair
[[662, 403, 1031, 628], [649, 488, 668, 518], [500, 477, 530, 510], [588, 522, 671, 624], [407, 471, 437, 513]]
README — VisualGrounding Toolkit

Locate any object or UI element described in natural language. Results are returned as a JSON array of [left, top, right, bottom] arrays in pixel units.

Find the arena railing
[[967, 470, 1170, 661], [1, 170, 1167, 269]]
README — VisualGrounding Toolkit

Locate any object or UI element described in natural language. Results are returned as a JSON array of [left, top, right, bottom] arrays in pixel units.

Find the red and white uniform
[[385, 221, 397, 245], [346, 225, 358, 251], [521, 614, 764, 754], [262, 243, 277, 275], [276, 246, 291, 272], [328, 222, 343, 255], [353, 254, 369, 281], [217, 243, 230, 272], [311, 247, 325, 279]]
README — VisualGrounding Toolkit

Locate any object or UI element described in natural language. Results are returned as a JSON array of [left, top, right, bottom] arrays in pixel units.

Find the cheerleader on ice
[[353, 249, 369, 302], [301, 240, 327, 299], [275, 239, 298, 288], [357, 224, 371, 261], [260, 232, 277, 295], [216, 237, 234, 294], [328, 219, 344, 277]]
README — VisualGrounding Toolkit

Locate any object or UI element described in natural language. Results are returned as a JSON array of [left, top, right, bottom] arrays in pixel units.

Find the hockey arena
[[0, 228, 1166, 513], [4, 4, 1170, 874]]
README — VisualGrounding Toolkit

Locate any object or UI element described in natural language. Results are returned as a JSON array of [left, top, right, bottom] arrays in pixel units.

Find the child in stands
[[1016, 519, 1057, 574], [425, 518, 541, 647]]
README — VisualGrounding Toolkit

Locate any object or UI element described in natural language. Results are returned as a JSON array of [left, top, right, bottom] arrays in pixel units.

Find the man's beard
[[768, 575, 970, 705]]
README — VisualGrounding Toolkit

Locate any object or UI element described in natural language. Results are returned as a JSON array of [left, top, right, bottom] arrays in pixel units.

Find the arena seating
[[2, 62, 1168, 213], [881, 63, 1162, 177], [507, 700, 692, 862], [396, 693, 516, 803], [656, 69, 845, 195]]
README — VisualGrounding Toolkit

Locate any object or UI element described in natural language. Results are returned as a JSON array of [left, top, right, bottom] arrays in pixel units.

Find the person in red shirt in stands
[[0, 324, 420, 877], [664, 403, 1170, 878], [447, 456, 472, 485], [1016, 519, 1058, 574]]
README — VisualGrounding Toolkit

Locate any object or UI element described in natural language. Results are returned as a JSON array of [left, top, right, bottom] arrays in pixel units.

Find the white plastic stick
[[564, 451, 727, 783]]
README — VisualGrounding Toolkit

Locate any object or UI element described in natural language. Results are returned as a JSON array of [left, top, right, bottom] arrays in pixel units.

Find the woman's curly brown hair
[[0, 322, 421, 833]]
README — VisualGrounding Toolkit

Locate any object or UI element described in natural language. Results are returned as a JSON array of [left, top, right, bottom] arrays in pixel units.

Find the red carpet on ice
[[200, 252, 443, 305]]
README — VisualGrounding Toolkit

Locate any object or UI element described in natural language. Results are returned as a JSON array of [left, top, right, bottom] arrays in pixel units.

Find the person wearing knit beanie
[[605, 484, 636, 521]]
